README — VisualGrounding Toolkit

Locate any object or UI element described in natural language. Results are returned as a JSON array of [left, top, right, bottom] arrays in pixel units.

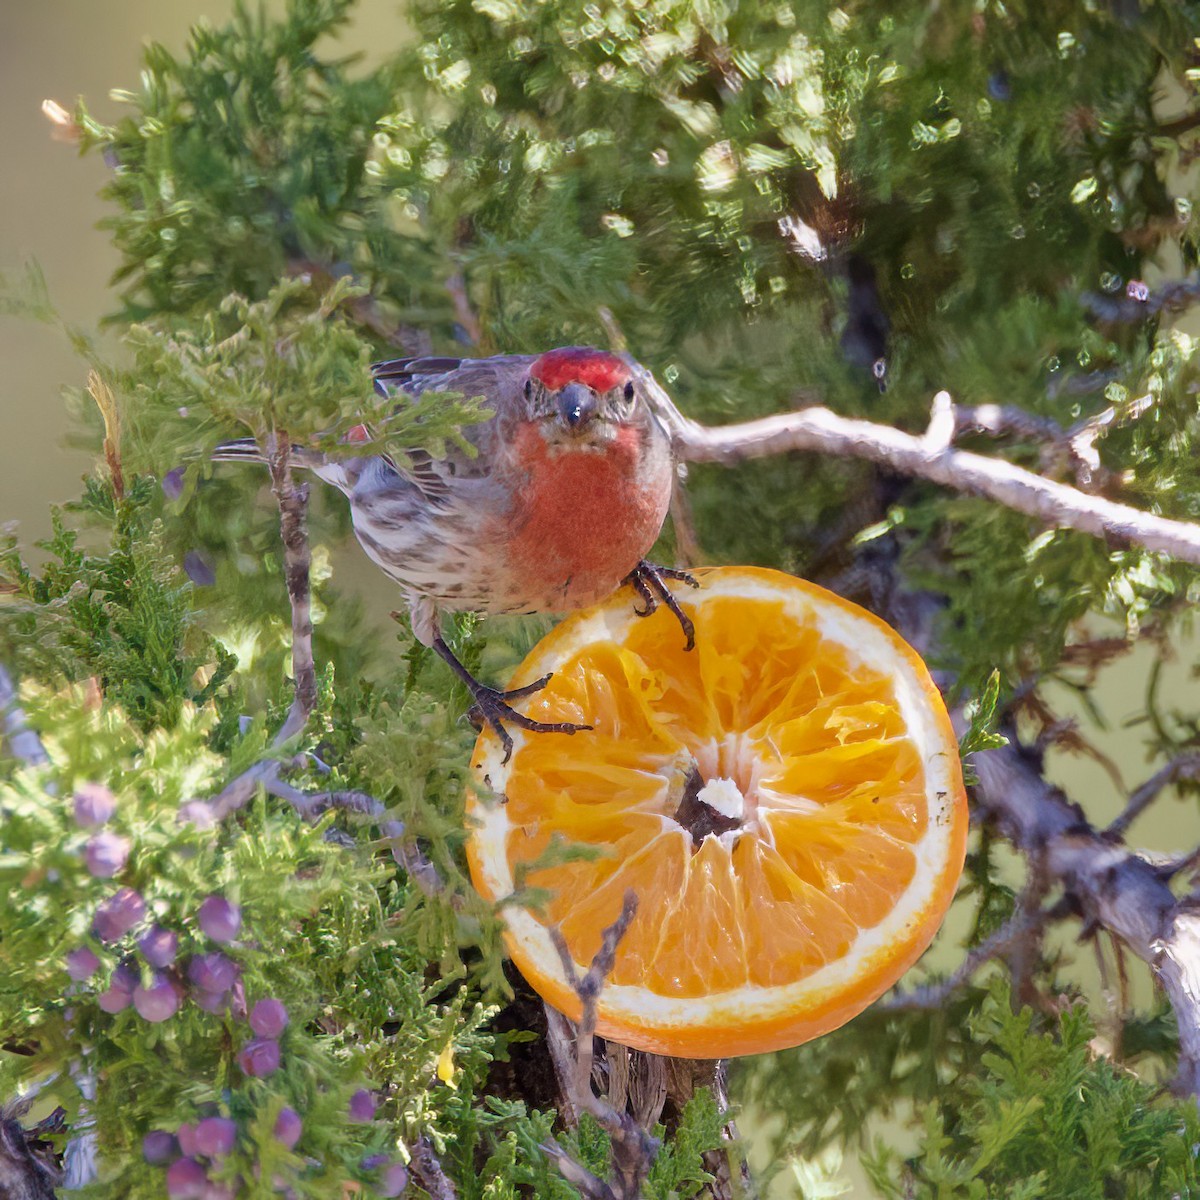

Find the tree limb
[[970, 731, 1200, 1100], [630, 366, 1200, 567]]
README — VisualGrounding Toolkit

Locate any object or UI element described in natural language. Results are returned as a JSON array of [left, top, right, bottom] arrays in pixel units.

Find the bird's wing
[[368, 354, 537, 501]]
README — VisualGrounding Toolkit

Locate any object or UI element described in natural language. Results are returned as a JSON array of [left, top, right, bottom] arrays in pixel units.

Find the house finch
[[215, 347, 694, 759]]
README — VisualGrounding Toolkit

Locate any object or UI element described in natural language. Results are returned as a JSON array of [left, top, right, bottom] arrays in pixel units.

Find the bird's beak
[[555, 382, 597, 434]]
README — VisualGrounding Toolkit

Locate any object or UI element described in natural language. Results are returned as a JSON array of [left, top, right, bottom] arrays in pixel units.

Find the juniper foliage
[[4, 0, 1200, 1196]]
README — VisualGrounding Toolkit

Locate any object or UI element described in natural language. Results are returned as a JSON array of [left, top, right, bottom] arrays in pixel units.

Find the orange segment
[[467, 566, 969, 1058]]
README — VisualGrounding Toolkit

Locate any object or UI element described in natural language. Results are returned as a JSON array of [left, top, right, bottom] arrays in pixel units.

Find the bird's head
[[522, 347, 645, 448]]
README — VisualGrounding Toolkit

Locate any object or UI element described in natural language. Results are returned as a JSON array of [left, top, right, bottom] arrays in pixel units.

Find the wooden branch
[[211, 433, 318, 819], [628, 364, 1200, 567], [674, 394, 1200, 561]]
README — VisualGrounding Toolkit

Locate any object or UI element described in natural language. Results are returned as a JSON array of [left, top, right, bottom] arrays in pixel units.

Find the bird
[[214, 346, 696, 760]]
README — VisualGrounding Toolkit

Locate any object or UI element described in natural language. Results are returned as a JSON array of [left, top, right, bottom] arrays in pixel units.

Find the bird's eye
[[524, 379, 533, 400], [623, 381, 635, 402]]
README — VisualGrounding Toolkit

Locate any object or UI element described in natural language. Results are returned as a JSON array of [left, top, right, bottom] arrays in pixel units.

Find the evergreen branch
[[634, 369, 1200, 567], [970, 729, 1200, 1101], [1106, 752, 1200, 839]]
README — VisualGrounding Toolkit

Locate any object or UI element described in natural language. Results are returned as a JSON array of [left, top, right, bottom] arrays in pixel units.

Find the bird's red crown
[[528, 347, 630, 392]]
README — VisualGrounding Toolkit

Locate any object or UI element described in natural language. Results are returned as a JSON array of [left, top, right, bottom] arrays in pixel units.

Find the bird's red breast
[[494, 420, 671, 610]]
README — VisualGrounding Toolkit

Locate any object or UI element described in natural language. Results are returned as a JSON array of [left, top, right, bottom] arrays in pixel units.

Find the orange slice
[[466, 567, 968, 1058]]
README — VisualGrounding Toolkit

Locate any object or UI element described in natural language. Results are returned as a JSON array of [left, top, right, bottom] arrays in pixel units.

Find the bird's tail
[[212, 437, 331, 472], [212, 437, 355, 492]]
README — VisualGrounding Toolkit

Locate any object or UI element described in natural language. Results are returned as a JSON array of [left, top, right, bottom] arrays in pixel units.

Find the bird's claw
[[623, 561, 699, 651], [467, 675, 592, 765]]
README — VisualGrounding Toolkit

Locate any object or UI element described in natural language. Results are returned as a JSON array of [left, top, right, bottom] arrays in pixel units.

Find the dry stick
[[542, 893, 661, 1200], [1105, 751, 1200, 839], [970, 735, 1200, 1100], [1007, 855, 1054, 1011], [630, 367, 1200, 566], [1066, 392, 1154, 488]]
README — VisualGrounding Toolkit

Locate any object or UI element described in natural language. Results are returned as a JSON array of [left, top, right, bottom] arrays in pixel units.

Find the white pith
[[468, 570, 964, 1039]]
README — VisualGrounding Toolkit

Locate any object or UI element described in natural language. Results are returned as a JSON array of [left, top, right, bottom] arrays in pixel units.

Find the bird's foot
[[430, 636, 590, 764], [466, 674, 592, 765], [624, 560, 700, 651]]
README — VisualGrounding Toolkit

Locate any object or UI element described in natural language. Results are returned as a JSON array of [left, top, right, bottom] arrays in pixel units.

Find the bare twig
[[1146, 845, 1200, 883], [630, 368, 1200, 567], [882, 900, 1067, 1013], [542, 893, 661, 1200], [1106, 751, 1200, 839], [949, 403, 1067, 446], [0, 666, 49, 767]]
